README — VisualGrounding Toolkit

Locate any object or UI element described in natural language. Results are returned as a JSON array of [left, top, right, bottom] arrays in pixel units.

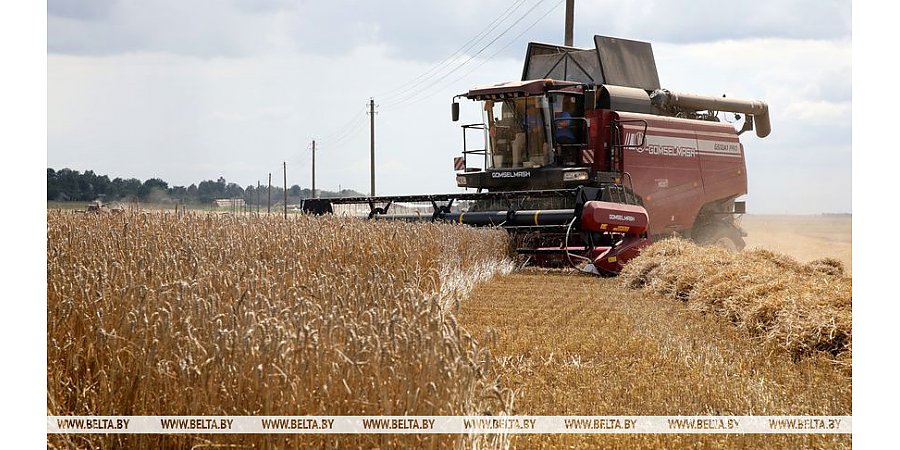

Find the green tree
[[139, 178, 169, 200], [186, 184, 199, 203], [47, 168, 59, 200], [113, 178, 142, 200], [224, 182, 244, 199], [57, 169, 82, 200]]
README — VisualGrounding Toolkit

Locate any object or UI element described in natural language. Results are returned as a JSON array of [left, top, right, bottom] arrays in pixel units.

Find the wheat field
[[47, 211, 514, 449], [48, 211, 851, 449]]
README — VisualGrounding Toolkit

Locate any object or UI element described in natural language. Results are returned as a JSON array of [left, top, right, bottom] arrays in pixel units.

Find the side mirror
[[451, 102, 460, 122]]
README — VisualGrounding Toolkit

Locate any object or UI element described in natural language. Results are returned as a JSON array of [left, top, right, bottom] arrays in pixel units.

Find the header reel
[[302, 186, 650, 275]]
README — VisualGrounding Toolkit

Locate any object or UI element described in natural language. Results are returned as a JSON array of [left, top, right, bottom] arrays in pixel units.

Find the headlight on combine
[[563, 171, 589, 182], [456, 175, 467, 186]]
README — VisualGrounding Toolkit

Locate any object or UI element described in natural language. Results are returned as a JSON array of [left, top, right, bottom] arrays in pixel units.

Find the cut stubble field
[[457, 214, 852, 449], [458, 271, 850, 449]]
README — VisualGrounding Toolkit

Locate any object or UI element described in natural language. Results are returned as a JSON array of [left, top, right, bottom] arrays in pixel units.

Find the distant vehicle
[[82, 200, 124, 214], [85, 200, 108, 213]]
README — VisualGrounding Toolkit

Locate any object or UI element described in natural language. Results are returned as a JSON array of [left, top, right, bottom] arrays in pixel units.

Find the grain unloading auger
[[304, 35, 770, 275]]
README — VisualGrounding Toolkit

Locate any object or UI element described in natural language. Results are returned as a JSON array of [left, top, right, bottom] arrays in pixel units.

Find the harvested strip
[[458, 270, 850, 450]]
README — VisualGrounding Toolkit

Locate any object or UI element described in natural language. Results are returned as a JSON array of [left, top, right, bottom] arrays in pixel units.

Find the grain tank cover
[[593, 36, 660, 91], [522, 42, 604, 85], [522, 35, 661, 91]]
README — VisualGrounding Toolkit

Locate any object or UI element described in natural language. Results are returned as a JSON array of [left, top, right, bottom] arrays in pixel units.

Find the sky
[[47, 0, 852, 214]]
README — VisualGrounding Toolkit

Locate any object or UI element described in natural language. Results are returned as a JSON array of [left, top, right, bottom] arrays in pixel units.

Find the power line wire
[[388, 0, 565, 111], [277, 0, 559, 192], [328, 113, 368, 147], [318, 107, 367, 143], [377, 0, 530, 102], [382, 0, 550, 109], [378, 1, 525, 100], [435, 0, 565, 98]]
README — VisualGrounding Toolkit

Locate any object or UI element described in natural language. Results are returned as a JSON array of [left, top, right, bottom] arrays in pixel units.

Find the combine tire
[[695, 224, 746, 251]]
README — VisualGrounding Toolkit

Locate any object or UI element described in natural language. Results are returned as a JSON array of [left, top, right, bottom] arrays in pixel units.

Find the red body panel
[[610, 111, 747, 236], [585, 109, 615, 172], [530, 199, 652, 273], [579, 201, 652, 275], [588, 236, 652, 275], [581, 201, 649, 235]]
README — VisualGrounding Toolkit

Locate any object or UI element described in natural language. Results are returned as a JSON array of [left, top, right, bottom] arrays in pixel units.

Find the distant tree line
[[47, 168, 364, 205]]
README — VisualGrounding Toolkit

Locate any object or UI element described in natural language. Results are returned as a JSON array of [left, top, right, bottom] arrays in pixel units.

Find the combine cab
[[304, 35, 770, 275]]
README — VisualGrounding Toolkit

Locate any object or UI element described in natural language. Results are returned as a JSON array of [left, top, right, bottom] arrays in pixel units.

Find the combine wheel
[[695, 223, 745, 251]]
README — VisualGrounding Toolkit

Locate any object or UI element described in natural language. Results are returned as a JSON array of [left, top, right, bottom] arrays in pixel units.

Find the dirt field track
[[742, 214, 852, 272]]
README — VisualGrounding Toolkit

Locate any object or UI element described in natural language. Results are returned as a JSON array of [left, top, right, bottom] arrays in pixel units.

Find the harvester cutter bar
[[516, 246, 590, 254], [302, 189, 580, 221], [304, 189, 576, 207]]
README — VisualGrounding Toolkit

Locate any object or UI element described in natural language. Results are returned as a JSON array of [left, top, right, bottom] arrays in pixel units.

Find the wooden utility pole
[[283, 161, 288, 219], [256, 180, 260, 215], [311, 139, 317, 199], [267, 173, 272, 214], [369, 97, 376, 197], [564, 0, 574, 47]]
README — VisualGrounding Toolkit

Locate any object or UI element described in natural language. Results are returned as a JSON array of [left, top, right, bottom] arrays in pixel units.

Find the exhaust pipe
[[650, 89, 771, 138]]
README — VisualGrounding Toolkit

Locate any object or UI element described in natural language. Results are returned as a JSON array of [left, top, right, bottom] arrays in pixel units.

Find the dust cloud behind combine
[[741, 214, 851, 272]]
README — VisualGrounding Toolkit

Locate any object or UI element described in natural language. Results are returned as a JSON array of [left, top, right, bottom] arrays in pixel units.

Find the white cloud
[[783, 100, 851, 124], [48, 1, 852, 59], [48, 1, 851, 212]]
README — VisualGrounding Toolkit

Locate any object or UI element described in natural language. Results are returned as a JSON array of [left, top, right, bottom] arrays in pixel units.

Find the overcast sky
[[47, 0, 852, 213]]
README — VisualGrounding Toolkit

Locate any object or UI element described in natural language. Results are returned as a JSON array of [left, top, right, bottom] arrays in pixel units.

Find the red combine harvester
[[304, 36, 770, 275]]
